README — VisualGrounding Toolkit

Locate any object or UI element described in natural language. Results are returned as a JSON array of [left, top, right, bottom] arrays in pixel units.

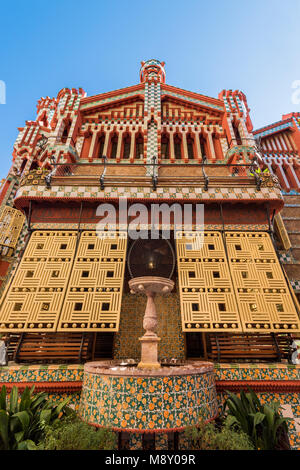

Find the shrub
[[223, 388, 291, 450], [0, 385, 71, 450], [38, 414, 117, 450], [185, 421, 254, 450]]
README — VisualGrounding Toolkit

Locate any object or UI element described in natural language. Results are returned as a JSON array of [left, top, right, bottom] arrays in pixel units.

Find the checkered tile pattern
[[291, 280, 300, 292], [279, 251, 293, 264], [15, 184, 282, 201]]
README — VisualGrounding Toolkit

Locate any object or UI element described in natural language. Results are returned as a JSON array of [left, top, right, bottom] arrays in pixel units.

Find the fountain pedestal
[[129, 276, 174, 369]]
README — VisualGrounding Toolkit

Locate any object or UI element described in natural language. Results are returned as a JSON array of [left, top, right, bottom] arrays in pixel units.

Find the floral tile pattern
[[79, 369, 218, 432]]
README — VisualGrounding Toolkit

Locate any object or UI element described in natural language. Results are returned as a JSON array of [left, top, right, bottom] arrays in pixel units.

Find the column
[[103, 129, 110, 157], [207, 131, 216, 162], [116, 130, 123, 162], [194, 131, 202, 163], [169, 130, 175, 162], [129, 130, 136, 163], [182, 130, 188, 162], [88, 130, 98, 162]]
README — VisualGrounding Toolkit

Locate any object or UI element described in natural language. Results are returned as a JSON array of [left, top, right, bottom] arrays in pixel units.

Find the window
[[135, 134, 144, 159], [192, 303, 199, 311], [61, 121, 71, 144], [174, 135, 182, 160], [208, 244, 215, 250], [213, 271, 220, 278], [241, 271, 248, 279], [218, 303, 226, 311], [97, 134, 105, 158], [188, 271, 196, 278], [82, 271, 89, 278], [161, 134, 169, 158], [110, 135, 118, 159], [123, 134, 130, 159], [26, 271, 34, 278], [187, 135, 194, 159], [235, 245, 242, 251], [102, 303, 110, 311], [106, 271, 114, 278], [74, 303, 83, 311], [199, 135, 207, 158]]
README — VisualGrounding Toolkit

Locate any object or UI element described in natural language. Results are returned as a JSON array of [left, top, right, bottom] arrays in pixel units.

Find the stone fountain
[[79, 237, 218, 443], [129, 276, 174, 369]]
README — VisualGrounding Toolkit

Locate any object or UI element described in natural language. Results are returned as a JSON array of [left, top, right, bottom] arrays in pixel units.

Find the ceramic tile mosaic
[[1, 362, 300, 448], [114, 292, 185, 361], [0, 364, 84, 383], [214, 363, 300, 381], [14, 184, 283, 204], [79, 368, 218, 432]]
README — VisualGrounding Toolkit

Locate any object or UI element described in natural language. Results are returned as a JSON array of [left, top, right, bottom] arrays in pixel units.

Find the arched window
[[186, 135, 194, 159], [174, 134, 182, 160], [110, 134, 118, 159], [61, 121, 71, 144], [122, 134, 131, 159], [135, 134, 144, 159], [161, 134, 169, 158]]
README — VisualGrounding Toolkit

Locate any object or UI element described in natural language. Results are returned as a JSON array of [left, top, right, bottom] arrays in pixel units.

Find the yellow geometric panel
[[0, 231, 77, 332], [176, 231, 242, 332], [57, 231, 127, 332], [0, 206, 25, 257], [226, 232, 300, 333]]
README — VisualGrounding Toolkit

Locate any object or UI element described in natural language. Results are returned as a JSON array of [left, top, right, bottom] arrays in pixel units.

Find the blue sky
[[0, 0, 299, 178]]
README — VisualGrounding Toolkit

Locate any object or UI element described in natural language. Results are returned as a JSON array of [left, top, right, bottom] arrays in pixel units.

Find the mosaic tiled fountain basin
[[79, 361, 218, 432]]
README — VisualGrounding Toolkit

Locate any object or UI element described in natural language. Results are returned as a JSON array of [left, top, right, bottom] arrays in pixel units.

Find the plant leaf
[[0, 409, 9, 449], [9, 386, 19, 414], [12, 410, 30, 433], [0, 385, 6, 411]]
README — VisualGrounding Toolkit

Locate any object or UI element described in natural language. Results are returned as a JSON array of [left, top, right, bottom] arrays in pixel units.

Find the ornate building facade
[[254, 113, 300, 300], [0, 60, 300, 449]]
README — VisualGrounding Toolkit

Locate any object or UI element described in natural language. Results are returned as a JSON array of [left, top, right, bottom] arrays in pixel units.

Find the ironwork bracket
[[100, 156, 107, 190], [202, 155, 209, 191], [152, 156, 158, 191]]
